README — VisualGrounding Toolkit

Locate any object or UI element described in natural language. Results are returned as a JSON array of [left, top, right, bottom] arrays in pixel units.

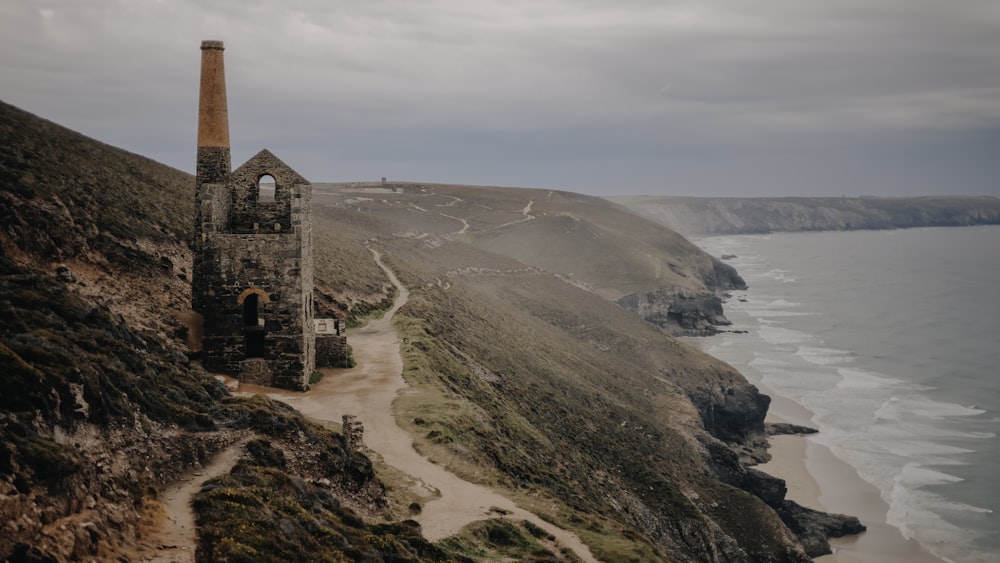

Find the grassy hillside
[[0, 101, 192, 247], [311, 185, 832, 561], [316, 183, 743, 300], [2, 100, 853, 561], [0, 101, 443, 561]]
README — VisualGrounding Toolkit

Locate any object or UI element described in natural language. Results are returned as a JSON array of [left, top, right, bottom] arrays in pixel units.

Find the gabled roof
[[231, 149, 309, 186]]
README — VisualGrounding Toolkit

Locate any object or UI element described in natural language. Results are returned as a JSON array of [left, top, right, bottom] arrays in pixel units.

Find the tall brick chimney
[[190, 40, 324, 389], [196, 40, 231, 185], [193, 40, 232, 315]]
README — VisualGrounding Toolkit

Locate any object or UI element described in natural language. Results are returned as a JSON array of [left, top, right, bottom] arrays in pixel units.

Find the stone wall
[[194, 151, 316, 390], [342, 415, 364, 451], [316, 334, 349, 368], [191, 42, 325, 392]]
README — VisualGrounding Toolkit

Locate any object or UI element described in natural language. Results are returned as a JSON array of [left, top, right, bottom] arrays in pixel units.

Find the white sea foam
[[836, 367, 901, 389], [763, 299, 801, 308], [758, 324, 811, 346], [741, 309, 812, 318], [876, 396, 987, 420], [748, 356, 792, 369], [762, 269, 797, 283], [738, 297, 811, 318], [886, 463, 995, 556], [796, 345, 854, 366], [882, 439, 975, 459], [898, 463, 963, 487], [888, 473, 965, 541]]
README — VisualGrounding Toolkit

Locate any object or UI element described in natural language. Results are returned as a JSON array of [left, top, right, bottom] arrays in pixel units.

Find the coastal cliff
[[617, 287, 733, 336], [610, 195, 1000, 235], [3, 99, 863, 561]]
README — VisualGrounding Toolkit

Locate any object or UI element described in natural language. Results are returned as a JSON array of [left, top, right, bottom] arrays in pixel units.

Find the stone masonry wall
[[196, 165, 315, 390], [192, 43, 319, 391], [315, 334, 349, 368], [199, 229, 311, 389]]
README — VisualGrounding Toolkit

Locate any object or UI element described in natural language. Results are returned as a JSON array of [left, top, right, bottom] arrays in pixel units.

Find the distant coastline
[[608, 195, 1000, 236]]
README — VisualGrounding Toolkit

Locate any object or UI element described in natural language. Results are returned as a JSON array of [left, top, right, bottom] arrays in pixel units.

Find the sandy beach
[[758, 398, 944, 563]]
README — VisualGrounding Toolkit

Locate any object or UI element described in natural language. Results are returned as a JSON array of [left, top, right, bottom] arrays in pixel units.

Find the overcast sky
[[2, 1, 998, 197]]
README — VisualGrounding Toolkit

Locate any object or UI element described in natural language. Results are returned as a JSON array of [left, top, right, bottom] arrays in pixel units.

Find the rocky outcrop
[[699, 424, 865, 558], [730, 461, 866, 557], [688, 379, 866, 559], [691, 383, 770, 446], [767, 422, 819, 436], [618, 287, 734, 336], [776, 500, 867, 557], [611, 195, 1000, 236], [705, 257, 747, 291]]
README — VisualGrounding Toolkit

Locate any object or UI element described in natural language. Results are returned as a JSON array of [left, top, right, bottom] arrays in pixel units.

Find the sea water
[[696, 226, 999, 562]]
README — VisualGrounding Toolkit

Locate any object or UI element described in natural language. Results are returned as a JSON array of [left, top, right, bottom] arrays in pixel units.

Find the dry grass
[[2, 93, 810, 561]]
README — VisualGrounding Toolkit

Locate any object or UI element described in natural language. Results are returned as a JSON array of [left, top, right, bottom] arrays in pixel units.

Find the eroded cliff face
[[617, 257, 746, 337], [611, 195, 1000, 236], [618, 287, 733, 336]]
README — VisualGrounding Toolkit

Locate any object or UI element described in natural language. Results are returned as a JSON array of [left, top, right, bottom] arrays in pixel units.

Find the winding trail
[[135, 438, 247, 562], [495, 198, 537, 230], [440, 213, 470, 236], [243, 249, 596, 561]]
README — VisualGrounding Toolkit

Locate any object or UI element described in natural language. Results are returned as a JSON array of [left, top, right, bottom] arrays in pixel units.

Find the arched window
[[258, 174, 276, 203]]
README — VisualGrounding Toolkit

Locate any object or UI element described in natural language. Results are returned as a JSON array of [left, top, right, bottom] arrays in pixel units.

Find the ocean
[[695, 226, 999, 562]]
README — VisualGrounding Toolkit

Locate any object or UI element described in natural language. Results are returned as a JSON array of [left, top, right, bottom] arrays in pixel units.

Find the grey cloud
[[1, 0, 998, 196]]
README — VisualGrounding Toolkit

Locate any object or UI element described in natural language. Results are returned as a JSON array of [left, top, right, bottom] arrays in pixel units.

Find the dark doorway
[[243, 294, 266, 358]]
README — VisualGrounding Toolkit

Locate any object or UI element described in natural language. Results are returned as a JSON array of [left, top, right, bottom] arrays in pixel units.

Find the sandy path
[[135, 438, 246, 562], [243, 249, 597, 561]]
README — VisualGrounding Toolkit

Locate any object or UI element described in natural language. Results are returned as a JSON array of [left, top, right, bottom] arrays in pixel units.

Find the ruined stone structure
[[191, 40, 316, 390], [315, 318, 349, 367], [342, 415, 364, 451]]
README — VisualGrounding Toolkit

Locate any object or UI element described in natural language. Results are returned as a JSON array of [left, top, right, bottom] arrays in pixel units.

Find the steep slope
[[2, 100, 862, 561], [611, 195, 1000, 236], [0, 101, 449, 562], [321, 182, 744, 299], [0, 99, 196, 342], [319, 183, 746, 335], [314, 186, 861, 560]]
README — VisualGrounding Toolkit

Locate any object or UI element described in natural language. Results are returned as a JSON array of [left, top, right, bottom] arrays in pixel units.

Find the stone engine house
[[191, 40, 342, 390]]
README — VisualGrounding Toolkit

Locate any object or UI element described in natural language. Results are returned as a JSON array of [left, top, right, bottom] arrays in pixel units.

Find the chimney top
[[197, 39, 230, 149]]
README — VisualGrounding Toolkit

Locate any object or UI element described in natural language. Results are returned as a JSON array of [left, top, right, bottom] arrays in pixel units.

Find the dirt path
[[244, 249, 597, 561], [134, 438, 247, 562]]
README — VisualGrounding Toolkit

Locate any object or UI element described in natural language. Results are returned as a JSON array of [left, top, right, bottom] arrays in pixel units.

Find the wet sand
[[240, 250, 596, 561], [759, 407, 944, 563]]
